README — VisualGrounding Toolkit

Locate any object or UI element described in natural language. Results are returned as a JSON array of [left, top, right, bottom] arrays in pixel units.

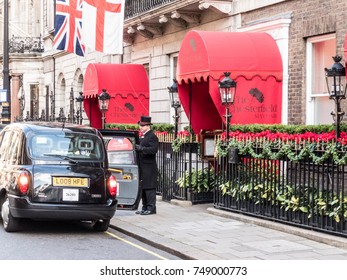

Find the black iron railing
[[9, 35, 44, 53], [213, 151, 347, 237], [156, 136, 347, 237], [157, 140, 214, 204], [125, 0, 177, 19]]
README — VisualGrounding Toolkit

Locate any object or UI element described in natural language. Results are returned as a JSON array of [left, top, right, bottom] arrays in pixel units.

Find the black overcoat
[[138, 130, 159, 190]]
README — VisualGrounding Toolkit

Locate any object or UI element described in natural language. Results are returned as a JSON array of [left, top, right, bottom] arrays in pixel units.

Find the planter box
[[190, 191, 213, 204]]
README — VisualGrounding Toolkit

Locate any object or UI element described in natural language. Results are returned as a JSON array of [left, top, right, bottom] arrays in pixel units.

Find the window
[[169, 54, 179, 127], [30, 84, 39, 120], [306, 34, 336, 124], [169, 54, 189, 129], [43, 0, 54, 31], [0, 131, 12, 161], [8, 131, 20, 164], [104, 136, 136, 165], [143, 63, 149, 80], [28, 132, 104, 160], [170, 55, 177, 81]]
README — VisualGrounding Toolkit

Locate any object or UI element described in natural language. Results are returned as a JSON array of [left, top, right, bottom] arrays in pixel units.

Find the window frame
[[306, 33, 336, 125]]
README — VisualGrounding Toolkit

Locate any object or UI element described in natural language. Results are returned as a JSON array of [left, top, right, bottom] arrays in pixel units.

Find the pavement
[[110, 196, 347, 260]]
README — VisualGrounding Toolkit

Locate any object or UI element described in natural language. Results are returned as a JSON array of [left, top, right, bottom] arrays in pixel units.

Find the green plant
[[152, 123, 175, 133], [107, 123, 139, 130], [219, 178, 347, 223], [213, 125, 347, 223], [107, 123, 174, 133], [224, 123, 347, 134], [216, 136, 347, 165], [176, 167, 215, 193], [171, 127, 196, 152], [172, 136, 190, 152]]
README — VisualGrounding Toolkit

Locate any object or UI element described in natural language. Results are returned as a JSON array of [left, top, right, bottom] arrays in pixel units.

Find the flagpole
[[2, 0, 11, 123], [54, 0, 56, 18]]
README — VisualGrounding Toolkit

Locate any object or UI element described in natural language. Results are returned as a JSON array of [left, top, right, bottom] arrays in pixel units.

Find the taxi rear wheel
[[1, 195, 20, 232], [92, 219, 110, 232]]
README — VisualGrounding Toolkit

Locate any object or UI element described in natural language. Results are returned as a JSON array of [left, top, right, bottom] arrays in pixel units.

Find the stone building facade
[[241, 0, 347, 124], [0, 0, 346, 129]]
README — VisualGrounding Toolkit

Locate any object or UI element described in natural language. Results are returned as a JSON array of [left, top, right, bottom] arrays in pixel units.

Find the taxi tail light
[[107, 175, 117, 197], [18, 172, 30, 194]]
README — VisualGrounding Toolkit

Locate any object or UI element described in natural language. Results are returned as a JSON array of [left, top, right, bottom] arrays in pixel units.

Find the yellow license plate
[[53, 177, 88, 187]]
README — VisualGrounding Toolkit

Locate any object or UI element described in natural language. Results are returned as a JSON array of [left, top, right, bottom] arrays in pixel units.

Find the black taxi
[[0, 122, 118, 232]]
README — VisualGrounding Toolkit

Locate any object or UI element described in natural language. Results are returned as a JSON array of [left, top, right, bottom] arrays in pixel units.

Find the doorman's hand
[[135, 144, 143, 151]]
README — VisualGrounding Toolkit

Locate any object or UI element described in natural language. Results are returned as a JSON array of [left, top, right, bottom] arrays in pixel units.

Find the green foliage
[[107, 123, 138, 130], [216, 138, 347, 165], [183, 125, 194, 134], [227, 123, 347, 134], [171, 126, 196, 152], [152, 123, 175, 133], [107, 123, 174, 132], [215, 125, 347, 223], [106, 122, 347, 135], [176, 167, 215, 193], [172, 137, 190, 152], [218, 161, 347, 223]]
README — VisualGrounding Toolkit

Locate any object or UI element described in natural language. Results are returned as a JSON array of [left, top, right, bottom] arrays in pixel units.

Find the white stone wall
[[1, 0, 291, 126]]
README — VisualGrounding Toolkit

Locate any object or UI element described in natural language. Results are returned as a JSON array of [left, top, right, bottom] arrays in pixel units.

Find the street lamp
[[50, 90, 55, 121], [57, 107, 66, 122], [1, 0, 11, 123], [325, 56, 347, 140], [168, 79, 181, 138], [98, 89, 111, 129], [17, 83, 25, 122], [75, 91, 84, 125], [219, 72, 237, 142], [69, 87, 75, 123]]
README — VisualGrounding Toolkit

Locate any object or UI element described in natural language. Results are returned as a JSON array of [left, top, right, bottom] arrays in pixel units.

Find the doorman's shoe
[[135, 210, 145, 215], [140, 209, 156, 215]]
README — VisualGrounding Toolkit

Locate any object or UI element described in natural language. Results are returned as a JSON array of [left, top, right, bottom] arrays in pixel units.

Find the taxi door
[[99, 130, 141, 210]]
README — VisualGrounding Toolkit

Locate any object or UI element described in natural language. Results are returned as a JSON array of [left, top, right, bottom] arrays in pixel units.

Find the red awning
[[177, 31, 282, 83], [176, 31, 283, 134], [83, 63, 149, 129]]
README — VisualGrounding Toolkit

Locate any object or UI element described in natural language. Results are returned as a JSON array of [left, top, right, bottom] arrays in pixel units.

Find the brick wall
[[242, 0, 347, 124]]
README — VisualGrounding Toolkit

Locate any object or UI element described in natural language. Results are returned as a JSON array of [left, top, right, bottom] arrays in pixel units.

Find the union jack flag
[[54, 0, 85, 56]]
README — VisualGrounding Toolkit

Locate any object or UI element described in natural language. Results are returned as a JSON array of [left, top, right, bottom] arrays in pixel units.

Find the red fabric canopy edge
[[82, 63, 149, 129], [176, 30, 283, 85], [83, 63, 149, 98]]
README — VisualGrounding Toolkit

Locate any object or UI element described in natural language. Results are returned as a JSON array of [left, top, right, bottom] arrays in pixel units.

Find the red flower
[[177, 130, 190, 137], [155, 131, 168, 135]]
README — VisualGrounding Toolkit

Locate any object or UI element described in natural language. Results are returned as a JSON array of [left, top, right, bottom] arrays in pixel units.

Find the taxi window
[[104, 136, 135, 165], [28, 132, 104, 160], [0, 131, 13, 161]]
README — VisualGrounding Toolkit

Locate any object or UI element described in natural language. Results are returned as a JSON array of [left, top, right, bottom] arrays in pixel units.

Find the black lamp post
[[57, 107, 66, 122], [219, 72, 237, 142], [50, 90, 55, 121], [75, 91, 84, 125], [17, 83, 25, 122], [168, 79, 181, 138], [325, 56, 347, 140], [69, 87, 75, 123], [1, 0, 11, 123], [98, 89, 111, 129]]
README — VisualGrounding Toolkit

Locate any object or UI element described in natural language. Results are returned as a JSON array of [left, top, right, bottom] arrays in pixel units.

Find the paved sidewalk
[[110, 197, 347, 260]]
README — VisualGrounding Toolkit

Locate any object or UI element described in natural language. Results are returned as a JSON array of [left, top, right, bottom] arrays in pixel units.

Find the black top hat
[[138, 116, 152, 125]]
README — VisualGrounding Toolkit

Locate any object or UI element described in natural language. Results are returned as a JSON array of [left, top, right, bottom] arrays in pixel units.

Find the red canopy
[[177, 30, 283, 134], [83, 63, 149, 129]]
